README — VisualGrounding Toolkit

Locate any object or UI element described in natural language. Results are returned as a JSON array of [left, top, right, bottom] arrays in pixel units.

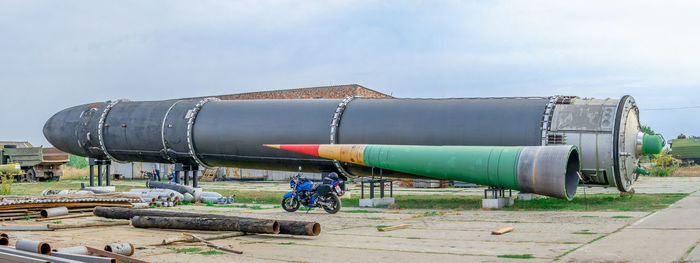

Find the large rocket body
[[44, 95, 656, 191]]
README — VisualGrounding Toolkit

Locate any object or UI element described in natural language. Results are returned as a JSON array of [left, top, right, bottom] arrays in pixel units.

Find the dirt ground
[[4, 205, 645, 262], [3, 177, 700, 262], [674, 166, 700, 177]]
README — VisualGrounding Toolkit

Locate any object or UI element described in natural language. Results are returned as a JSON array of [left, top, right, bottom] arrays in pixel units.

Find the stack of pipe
[[126, 189, 183, 207], [199, 191, 234, 204]]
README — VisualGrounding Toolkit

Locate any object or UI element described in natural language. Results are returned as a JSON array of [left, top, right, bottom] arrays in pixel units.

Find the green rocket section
[[362, 145, 523, 190], [265, 144, 582, 200]]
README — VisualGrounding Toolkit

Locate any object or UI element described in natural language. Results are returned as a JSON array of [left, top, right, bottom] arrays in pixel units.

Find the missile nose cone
[[43, 103, 103, 157]]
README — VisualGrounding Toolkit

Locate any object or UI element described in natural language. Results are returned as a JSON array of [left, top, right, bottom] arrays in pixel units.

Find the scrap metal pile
[[0, 232, 145, 263], [0, 193, 139, 220]]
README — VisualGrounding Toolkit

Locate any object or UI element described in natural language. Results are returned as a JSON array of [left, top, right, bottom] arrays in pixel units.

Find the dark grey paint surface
[[44, 97, 549, 176]]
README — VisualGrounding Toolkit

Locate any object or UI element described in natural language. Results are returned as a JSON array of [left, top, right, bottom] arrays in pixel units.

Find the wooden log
[[491, 227, 515, 235], [377, 224, 411, 232], [183, 233, 243, 254], [48, 220, 130, 230], [277, 220, 321, 236], [85, 246, 148, 263], [159, 232, 245, 245], [95, 207, 318, 235], [35, 213, 94, 222], [131, 216, 280, 234]]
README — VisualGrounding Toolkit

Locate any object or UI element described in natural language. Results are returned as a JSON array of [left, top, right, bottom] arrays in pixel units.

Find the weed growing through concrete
[[198, 250, 225, 255], [573, 230, 598, 235], [367, 217, 383, 220], [169, 247, 202, 253], [612, 215, 632, 218], [342, 210, 381, 213], [498, 254, 534, 259], [279, 242, 296, 245], [49, 220, 62, 224]]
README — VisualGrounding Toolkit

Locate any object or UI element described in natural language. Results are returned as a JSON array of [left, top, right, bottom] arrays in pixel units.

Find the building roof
[[188, 84, 393, 100]]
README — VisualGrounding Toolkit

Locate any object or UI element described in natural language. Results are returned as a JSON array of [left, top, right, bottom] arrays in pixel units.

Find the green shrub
[[651, 165, 677, 177]]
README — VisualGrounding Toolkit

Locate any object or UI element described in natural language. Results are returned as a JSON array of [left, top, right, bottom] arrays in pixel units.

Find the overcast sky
[[1, 1, 699, 147]]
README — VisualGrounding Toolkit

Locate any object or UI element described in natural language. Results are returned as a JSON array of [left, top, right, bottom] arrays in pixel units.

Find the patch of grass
[[24, 215, 30, 220], [209, 204, 266, 209], [573, 230, 598, 235], [612, 215, 633, 218], [205, 200, 214, 206], [581, 215, 598, 218], [194, 190, 686, 212], [497, 254, 534, 259], [179, 200, 191, 205], [376, 225, 391, 229], [342, 210, 381, 213], [406, 237, 421, 239], [198, 250, 225, 255], [169, 247, 202, 253], [367, 217, 383, 220], [279, 242, 296, 245], [503, 193, 688, 212], [423, 211, 439, 216], [49, 220, 62, 224]]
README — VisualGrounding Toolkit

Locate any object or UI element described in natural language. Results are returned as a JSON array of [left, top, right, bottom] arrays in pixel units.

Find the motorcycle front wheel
[[282, 197, 300, 212], [322, 193, 341, 214]]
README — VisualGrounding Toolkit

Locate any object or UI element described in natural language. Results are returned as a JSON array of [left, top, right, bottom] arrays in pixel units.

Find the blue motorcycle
[[282, 171, 343, 214]]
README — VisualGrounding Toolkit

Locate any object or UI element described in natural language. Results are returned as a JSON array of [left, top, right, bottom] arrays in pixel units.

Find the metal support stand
[[360, 168, 393, 201], [173, 163, 183, 184], [104, 160, 111, 186], [193, 169, 199, 188], [184, 170, 189, 186], [483, 186, 511, 199], [88, 158, 95, 187], [97, 163, 102, 186]]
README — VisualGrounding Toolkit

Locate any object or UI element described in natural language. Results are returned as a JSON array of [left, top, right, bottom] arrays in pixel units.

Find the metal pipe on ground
[[0, 251, 50, 263], [51, 252, 116, 263], [131, 216, 280, 234], [54, 246, 87, 255], [40, 207, 68, 218], [0, 233, 8, 246], [0, 246, 81, 263], [103, 243, 133, 256], [15, 240, 51, 255], [145, 181, 194, 195]]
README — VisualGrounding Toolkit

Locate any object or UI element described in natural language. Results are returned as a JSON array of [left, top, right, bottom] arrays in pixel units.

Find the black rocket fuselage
[[44, 97, 546, 177], [43, 95, 647, 191]]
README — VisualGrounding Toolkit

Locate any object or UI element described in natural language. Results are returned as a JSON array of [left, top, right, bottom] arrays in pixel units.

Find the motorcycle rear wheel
[[282, 197, 300, 212], [322, 193, 341, 214]]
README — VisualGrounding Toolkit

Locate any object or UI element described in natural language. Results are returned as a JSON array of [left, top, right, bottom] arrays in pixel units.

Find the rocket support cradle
[[44, 95, 663, 192]]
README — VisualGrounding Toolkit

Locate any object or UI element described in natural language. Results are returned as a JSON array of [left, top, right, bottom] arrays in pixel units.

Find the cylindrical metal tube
[[267, 144, 581, 200], [44, 96, 660, 191], [15, 239, 51, 255], [40, 207, 69, 218], [55, 246, 88, 255], [0, 233, 8, 246], [104, 243, 134, 256], [146, 181, 194, 195]]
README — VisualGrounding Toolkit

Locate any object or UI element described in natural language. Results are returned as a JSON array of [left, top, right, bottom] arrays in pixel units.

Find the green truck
[[0, 141, 70, 182], [670, 137, 700, 164]]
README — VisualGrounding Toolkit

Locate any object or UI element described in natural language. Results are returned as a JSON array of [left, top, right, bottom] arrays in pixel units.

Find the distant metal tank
[[44, 95, 662, 192]]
